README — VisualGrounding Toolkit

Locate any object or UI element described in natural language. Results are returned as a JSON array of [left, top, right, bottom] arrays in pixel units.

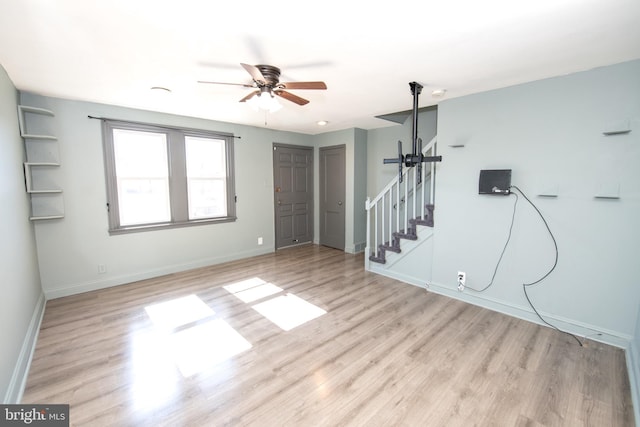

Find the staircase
[[365, 136, 437, 268]]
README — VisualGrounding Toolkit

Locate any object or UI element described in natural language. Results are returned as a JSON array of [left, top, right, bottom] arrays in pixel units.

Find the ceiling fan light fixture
[[249, 89, 282, 112]]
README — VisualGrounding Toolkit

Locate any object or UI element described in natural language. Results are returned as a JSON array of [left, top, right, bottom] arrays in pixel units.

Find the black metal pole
[[409, 82, 423, 158], [382, 80, 440, 181]]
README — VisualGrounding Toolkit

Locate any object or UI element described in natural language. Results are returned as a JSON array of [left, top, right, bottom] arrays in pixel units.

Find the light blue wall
[[19, 93, 314, 298], [434, 60, 640, 340], [376, 60, 640, 344], [0, 66, 44, 402]]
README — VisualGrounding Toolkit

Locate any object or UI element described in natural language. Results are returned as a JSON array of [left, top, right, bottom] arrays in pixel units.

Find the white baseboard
[[367, 266, 631, 349], [3, 293, 46, 404], [353, 241, 366, 253], [337, 242, 366, 254], [44, 247, 274, 299], [426, 280, 630, 348]]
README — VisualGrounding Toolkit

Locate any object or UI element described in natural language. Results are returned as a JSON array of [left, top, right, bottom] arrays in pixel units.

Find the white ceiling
[[1, 0, 639, 135]]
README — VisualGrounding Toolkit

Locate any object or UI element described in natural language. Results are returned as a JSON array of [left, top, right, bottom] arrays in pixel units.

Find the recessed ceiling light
[[317, 120, 328, 126], [431, 89, 446, 98], [151, 86, 172, 93]]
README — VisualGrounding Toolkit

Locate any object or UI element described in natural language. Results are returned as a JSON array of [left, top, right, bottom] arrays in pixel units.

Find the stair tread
[[409, 219, 433, 225], [369, 199, 435, 265], [369, 255, 386, 264], [393, 232, 418, 241], [410, 219, 433, 227], [380, 244, 401, 253]]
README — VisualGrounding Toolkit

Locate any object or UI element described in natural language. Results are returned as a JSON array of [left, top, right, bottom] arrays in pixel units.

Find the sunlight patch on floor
[[141, 294, 252, 380], [144, 294, 214, 331], [168, 318, 252, 377], [129, 329, 179, 412], [252, 293, 327, 331], [223, 277, 283, 303]]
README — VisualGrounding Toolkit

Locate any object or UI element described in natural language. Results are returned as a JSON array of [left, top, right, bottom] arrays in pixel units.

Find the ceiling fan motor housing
[[255, 65, 281, 86]]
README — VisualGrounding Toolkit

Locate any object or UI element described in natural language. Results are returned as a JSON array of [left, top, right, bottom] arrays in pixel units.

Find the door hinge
[[234, 195, 237, 203]]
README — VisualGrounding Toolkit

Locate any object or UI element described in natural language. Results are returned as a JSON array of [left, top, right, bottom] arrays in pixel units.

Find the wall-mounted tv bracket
[[383, 82, 442, 183]]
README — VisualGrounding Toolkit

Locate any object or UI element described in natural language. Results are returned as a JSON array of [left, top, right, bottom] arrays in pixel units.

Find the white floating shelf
[[18, 105, 56, 138], [595, 183, 620, 199], [602, 119, 632, 136], [603, 130, 631, 136], [25, 162, 59, 167], [19, 105, 64, 221], [537, 183, 559, 198], [21, 134, 58, 140], [24, 162, 61, 193], [30, 215, 64, 221], [18, 105, 55, 116], [27, 189, 63, 194]]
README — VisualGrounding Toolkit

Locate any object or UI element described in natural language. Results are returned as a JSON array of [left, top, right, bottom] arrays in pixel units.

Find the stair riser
[[369, 204, 434, 264]]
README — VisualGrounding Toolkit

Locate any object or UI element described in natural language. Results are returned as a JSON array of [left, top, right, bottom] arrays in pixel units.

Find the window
[[185, 136, 228, 220], [102, 120, 235, 234]]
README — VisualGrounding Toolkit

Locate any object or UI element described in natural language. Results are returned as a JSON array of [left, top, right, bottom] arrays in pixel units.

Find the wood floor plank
[[22, 244, 634, 426]]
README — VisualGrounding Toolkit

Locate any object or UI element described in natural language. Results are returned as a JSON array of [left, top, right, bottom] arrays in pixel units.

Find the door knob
[[338, 201, 343, 206], [278, 200, 282, 205]]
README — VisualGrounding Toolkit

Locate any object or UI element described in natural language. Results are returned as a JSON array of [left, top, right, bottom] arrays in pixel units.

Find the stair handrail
[[367, 135, 437, 208]]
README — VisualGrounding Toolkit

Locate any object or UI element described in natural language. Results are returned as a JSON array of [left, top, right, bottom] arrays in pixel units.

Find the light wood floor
[[24, 245, 634, 426]]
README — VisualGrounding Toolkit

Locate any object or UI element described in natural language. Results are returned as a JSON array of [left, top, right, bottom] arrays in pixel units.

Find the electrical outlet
[[258, 237, 263, 245], [98, 264, 107, 274], [457, 271, 466, 291]]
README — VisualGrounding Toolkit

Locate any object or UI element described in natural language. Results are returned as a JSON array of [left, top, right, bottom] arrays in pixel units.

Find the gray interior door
[[273, 144, 313, 249], [320, 145, 346, 250]]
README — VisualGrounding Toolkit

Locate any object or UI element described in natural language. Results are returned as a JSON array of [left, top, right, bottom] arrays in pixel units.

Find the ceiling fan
[[198, 63, 327, 110]]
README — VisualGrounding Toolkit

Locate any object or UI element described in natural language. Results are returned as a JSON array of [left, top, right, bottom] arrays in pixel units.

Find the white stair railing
[[365, 136, 437, 267]]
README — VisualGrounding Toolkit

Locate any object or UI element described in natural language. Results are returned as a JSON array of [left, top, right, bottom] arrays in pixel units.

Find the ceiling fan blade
[[241, 63, 267, 84], [274, 90, 309, 106], [198, 80, 254, 88], [239, 90, 260, 102], [278, 81, 327, 90]]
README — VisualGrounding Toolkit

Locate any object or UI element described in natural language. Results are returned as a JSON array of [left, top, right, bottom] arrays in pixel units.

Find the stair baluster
[[365, 136, 437, 267]]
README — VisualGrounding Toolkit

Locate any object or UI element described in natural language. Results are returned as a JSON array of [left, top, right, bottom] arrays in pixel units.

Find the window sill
[[108, 216, 237, 235]]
